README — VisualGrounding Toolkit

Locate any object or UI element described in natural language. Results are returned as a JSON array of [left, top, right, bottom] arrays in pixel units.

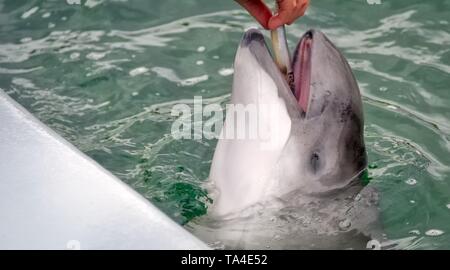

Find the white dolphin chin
[[208, 28, 368, 217]]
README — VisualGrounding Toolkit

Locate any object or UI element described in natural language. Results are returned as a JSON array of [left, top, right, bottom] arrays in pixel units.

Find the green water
[[1, 0, 449, 249]]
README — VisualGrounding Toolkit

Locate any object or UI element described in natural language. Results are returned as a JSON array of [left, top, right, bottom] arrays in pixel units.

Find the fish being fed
[[189, 28, 382, 249]]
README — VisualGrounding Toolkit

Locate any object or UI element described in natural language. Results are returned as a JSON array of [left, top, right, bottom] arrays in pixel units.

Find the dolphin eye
[[310, 152, 321, 173]]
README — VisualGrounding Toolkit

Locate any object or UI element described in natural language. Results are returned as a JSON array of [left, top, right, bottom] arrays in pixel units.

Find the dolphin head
[[209, 29, 367, 216], [288, 29, 367, 192]]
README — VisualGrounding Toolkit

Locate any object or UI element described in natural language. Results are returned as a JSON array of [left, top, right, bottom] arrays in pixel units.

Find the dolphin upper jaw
[[208, 29, 294, 216], [208, 28, 367, 217]]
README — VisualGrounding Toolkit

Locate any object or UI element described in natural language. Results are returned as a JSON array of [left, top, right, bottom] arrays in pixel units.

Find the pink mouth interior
[[293, 35, 312, 113]]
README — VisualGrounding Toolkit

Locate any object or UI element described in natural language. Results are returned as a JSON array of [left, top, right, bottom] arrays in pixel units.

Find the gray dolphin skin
[[190, 28, 379, 249]]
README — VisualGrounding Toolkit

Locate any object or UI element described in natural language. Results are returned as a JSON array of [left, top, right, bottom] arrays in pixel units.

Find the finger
[[235, 0, 272, 29], [296, 0, 309, 16], [268, 10, 296, 29], [268, 0, 297, 29], [268, 0, 309, 29]]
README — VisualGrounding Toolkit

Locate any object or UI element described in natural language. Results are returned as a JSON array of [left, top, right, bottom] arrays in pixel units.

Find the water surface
[[0, 0, 449, 249]]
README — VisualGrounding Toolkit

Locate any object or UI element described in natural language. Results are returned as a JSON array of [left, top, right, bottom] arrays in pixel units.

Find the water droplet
[[42, 12, 51, 18], [196, 60, 204, 65], [155, 92, 160, 96], [409, 230, 420, 235], [20, 37, 32, 43], [405, 178, 417, 185], [61, 16, 67, 21], [129, 67, 149, 77], [410, 200, 415, 204], [178, 74, 208, 86], [131, 92, 138, 96], [21, 7, 39, 19], [446, 204, 450, 209], [86, 52, 106, 60], [218, 68, 234, 76], [387, 105, 397, 110], [48, 22, 55, 29], [84, 0, 103, 8], [425, 229, 444, 236], [338, 219, 351, 231], [197, 46, 206, 52], [67, 0, 81, 5], [379, 86, 388, 92], [212, 55, 220, 59], [70, 52, 80, 60]]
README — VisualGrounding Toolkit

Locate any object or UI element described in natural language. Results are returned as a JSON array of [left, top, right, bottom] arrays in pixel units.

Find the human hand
[[235, 0, 309, 30]]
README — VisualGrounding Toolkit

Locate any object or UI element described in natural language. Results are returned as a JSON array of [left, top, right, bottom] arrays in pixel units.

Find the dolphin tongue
[[293, 32, 312, 113], [271, 28, 312, 114]]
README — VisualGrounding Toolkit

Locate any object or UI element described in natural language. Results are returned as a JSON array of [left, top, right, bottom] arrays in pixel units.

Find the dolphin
[[189, 28, 380, 249]]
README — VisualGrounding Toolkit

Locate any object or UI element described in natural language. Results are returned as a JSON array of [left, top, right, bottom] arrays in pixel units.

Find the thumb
[[267, 0, 296, 29], [268, 14, 285, 30], [268, 9, 294, 30], [268, 0, 309, 30], [235, 0, 272, 29]]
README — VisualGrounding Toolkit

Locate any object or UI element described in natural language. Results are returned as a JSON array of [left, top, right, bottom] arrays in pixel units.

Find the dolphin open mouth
[[292, 31, 313, 114]]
